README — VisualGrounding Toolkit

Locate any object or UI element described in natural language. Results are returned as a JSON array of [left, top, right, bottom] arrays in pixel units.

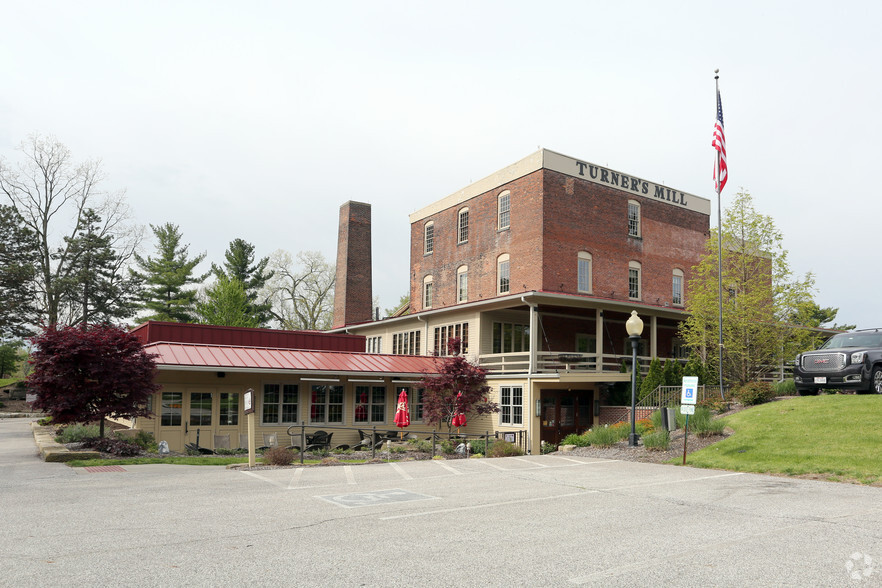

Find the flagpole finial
[[714, 68, 720, 79]]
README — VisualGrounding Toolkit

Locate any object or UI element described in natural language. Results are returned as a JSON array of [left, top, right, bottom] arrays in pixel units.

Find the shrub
[[262, 447, 295, 466], [83, 436, 142, 456], [585, 425, 621, 448], [687, 406, 727, 437], [408, 438, 432, 453], [439, 440, 457, 454], [117, 429, 157, 452], [734, 381, 775, 406], [698, 397, 729, 414], [540, 440, 558, 454], [641, 430, 670, 451], [561, 433, 590, 447], [37, 416, 52, 426], [320, 457, 341, 466], [56, 423, 100, 444], [390, 445, 409, 454], [636, 418, 654, 434], [486, 440, 524, 458], [773, 379, 796, 396], [468, 440, 486, 454]]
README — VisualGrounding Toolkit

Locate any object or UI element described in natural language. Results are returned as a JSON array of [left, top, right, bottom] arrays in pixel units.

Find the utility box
[[661, 407, 678, 431]]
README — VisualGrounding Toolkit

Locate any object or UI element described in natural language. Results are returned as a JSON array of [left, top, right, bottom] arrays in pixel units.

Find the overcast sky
[[2, 1, 879, 330]]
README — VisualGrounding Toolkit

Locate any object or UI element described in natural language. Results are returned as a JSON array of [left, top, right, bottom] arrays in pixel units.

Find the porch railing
[[478, 351, 649, 376]]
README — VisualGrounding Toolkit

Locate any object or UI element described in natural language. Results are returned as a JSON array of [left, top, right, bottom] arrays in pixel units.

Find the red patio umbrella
[[393, 389, 410, 438], [451, 391, 466, 429]]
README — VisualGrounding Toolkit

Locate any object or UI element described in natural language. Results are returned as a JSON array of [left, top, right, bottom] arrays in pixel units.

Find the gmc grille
[[801, 352, 846, 372]]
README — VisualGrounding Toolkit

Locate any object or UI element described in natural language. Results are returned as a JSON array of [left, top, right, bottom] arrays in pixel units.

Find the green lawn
[[0, 377, 20, 388], [684, 395, 882, 485]]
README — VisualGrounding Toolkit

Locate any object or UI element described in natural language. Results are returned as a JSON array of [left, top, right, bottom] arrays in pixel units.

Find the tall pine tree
[[130, 223, 208, 323], [196, 275, 260, 327], [0, 205, 38, 337], [211, 238, 273, 327]]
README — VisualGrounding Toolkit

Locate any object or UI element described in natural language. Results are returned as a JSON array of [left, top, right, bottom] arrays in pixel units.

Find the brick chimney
[[332, 201, 373, 328]]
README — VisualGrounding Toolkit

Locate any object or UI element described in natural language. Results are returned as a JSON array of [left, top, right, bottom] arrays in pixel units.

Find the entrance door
[[158, 391, 185, 450], [157, 391, 215, 451], [540, 390, 594, 445]]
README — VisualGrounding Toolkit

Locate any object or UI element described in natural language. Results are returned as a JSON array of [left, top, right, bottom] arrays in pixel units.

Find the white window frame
[[262, 383, 299, 425], [354, 385, 386, 424], [577, 251, 592, 293], [424, 221, 434, 255], [457, 207, 469, 244], [628, 261, 641, 300], [628, 200, 641, 238], [672, 268, 684, 306], [497, 254, 510, 295], [366, 336, 382, 354], [498, 191, 511, 230], [499, 385, 523, 426], [423, 275, 433, 309], [457, 265, 468, 303], [392, 330, 421, 355], [310, 384, 344, 424]]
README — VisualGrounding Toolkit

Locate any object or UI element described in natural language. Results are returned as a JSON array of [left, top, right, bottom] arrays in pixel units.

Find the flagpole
[[714, 69, 726, 401]]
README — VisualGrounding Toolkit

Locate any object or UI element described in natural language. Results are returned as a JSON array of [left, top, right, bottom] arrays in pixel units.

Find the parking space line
[[344, 465, 356, 485], [241, 470, 287, 488], [388, 462, 413, 480], [287, 467, 305, 489], [509, 457, 547, 468], [433, 460, 463, 475]]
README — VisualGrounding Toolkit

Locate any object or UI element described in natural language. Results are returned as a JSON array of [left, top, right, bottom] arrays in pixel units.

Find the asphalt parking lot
[[1, 418, 880, 587]]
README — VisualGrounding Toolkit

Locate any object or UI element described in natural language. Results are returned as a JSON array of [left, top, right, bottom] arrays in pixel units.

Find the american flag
[[712, 87, 727, 193]]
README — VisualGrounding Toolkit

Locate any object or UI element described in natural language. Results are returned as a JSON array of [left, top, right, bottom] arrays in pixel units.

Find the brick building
[[332, 149, 711, 453]]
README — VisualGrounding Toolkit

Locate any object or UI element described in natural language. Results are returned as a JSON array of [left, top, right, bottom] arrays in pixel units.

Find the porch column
[[650, 315, 658, 358], [528, 301, 538, 374], [595, 309, 603, 372]]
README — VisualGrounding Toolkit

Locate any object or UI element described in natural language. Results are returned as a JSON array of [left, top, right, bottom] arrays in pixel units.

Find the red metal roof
[[145, 342, 441, 376]]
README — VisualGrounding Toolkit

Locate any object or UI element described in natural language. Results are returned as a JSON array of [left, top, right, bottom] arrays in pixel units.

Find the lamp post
[[626, 310, 644, 447]]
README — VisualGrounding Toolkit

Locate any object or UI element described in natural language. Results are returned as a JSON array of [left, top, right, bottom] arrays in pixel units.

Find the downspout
[[522, 295, 538, 454]]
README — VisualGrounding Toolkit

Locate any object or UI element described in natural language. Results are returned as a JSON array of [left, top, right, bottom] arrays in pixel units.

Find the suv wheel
[[872, 366, 882, 394]]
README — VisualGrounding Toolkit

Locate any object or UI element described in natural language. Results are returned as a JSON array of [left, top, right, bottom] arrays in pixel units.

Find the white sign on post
[[681, 376, 699, 405]]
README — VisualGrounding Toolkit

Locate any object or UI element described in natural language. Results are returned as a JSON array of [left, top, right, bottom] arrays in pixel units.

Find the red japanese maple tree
[[419, 338, 499, 431], [29, 324, 160, 437]]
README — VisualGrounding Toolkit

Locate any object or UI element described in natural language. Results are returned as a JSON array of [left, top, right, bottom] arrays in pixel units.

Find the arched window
[[628, 200, 641, 238], [577, 251, 592, 293], [628, 261, 641, 300], [498, 191, 511, 230], [497, 254, 510, 295], [672, 268, 684, 306], [424, 221, 434, 255], [457, 207, 469, 244], [457, 265, 468, 303], [423, 275, 434, 309]]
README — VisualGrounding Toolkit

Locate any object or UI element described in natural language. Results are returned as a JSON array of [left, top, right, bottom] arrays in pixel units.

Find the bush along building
[[330, 149, 711, 454]]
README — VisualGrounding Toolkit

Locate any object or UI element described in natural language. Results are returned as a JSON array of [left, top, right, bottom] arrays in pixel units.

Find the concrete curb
[[30, 422, 101, 462]]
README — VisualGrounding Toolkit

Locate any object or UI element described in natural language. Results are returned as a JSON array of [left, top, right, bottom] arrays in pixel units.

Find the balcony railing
[[478, 351, 649, 376]]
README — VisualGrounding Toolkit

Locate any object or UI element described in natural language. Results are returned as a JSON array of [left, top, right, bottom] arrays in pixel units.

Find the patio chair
[[356, 429, 385, 450], [305, 431, 333, 452], [214, 434, 231, 450]]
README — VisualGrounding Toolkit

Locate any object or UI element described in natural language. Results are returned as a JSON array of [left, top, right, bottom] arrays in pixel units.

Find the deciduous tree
[[0, 135, 140, 326], [679, 191, 815, 386], [418, 338, 498, 430], [130, 223, 208, 323], [28, 324, 160, 437], [265, 250, 335, 330]]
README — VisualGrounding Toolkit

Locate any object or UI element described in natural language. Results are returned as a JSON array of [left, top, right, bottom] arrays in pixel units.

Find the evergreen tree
[[130, 223, 208, 323], [211, 238, 273, 326], [683, 353, 709, 385], [0, 205, 38, 337], [663, 359, 683, 387], [196, 275, 260, 327], [58, 209, 140, 326], [640, 357, 665, 400]]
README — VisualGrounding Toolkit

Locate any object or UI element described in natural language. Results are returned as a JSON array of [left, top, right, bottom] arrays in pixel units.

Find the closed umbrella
[[451, 391, 466, 429], [393, 389, 410, 439]]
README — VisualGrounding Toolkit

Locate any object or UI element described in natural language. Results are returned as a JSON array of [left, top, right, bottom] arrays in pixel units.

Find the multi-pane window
[[498, 191, 511, 230], [672, 269, 684, 306], [410, 388, 424, 421], [434, 322, 469, 355], [423, 275, 433, 309], [575, 334, 596, 354], [392, 330, 421, 355], [366, 336, 382, 354], [310, 385, 344, 424], [498, 254, 510, 294], [577, 251, 592, 293], [629, 261, 641, 300], [492, 322, 530, 353], [424, 221, 434, 255], [262, 383, 299, 424], [161, 392, 182, 427], [354, 386, 386, 423], [190, 392, 212, 426], [500, 386, 523, 426], [458, 208, 469, 244], [628, 200, 641, 237], [219, 393, 239, 426], [457, 266, 468, 303]]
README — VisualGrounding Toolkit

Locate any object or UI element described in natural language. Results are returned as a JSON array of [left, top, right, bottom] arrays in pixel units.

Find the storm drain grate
[[83, 465, 127, 473]]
